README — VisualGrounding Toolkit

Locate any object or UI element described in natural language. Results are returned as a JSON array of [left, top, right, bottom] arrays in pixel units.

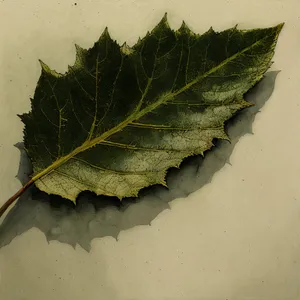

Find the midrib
[[32, 29, 279, 183]]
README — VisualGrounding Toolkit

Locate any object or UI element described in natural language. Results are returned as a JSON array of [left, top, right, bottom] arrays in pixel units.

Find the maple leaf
[[0, 14, 283, 217]]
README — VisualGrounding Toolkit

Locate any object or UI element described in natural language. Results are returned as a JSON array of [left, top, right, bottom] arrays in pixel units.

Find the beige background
[[0, 0, 300, 299]]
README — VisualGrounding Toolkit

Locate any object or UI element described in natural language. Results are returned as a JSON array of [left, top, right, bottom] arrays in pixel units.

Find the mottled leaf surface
[[20, 14, 283, 202]]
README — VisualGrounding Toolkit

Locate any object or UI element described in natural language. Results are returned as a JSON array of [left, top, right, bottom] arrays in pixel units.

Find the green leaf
[[19, 14, 283, 203]]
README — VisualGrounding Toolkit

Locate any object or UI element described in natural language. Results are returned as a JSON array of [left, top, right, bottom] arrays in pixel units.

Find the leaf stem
[[0, 179, 34, 218]]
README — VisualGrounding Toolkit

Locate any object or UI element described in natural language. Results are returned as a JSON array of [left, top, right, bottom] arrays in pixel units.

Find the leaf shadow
[[0, 71, 280, 251]]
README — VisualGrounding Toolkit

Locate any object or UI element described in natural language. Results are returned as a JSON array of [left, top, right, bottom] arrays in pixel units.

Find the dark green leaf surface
[[20, 14, 283, 202]]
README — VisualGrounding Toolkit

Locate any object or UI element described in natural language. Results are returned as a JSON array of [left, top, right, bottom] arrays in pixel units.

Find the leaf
[[18, 14, 283, 203]]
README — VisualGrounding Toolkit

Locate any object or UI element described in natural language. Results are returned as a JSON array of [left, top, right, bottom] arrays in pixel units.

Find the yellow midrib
[[31, 26, 281, 183]]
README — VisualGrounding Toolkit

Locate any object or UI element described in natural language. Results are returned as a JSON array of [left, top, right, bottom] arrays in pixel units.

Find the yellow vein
[[185, 34, 191, 84], [87, 54, 100, 140], [69, 94, 89, 133], [53, 169, 96, 190], [171, 38, 184, 90], [168, 101, 242, 106], [69, 67, 95, 102], [46, 79, 63, 157], [128, 123, 223, 131], [133, 77, 152, 113], [70, 157, 158, 175], [96, 54, 125, 129], [133, 35, 161, 113], [101, 141, 188, 152]]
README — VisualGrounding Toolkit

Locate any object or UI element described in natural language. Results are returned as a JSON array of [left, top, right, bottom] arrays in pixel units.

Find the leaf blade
[[21, 16, 283, 202]]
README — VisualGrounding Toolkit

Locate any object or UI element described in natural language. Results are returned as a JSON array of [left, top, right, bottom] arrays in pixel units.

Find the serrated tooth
[[39, 59, 49, 72], [102, 26, 109, 36], [178, 20, 190, 33], [160, 181, 168, 188], [99, 26, 110, 41], [75, 43, 83, 52], [38, 59, 61, 77], [120, 42, 134, 55], [207, 26, 215, 34], [162, 12, 168, 21]]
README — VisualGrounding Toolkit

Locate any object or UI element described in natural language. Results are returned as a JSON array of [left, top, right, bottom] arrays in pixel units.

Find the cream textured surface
[[0, 0, 300, 299]]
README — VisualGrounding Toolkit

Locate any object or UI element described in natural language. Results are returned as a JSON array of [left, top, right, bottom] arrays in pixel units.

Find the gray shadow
[[0, 71, 280, 251]]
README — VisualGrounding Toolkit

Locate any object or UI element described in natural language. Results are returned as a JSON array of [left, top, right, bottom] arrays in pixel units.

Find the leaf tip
[[276, 22, 285, 31], [269, 22, 285, 42], [275, 22, 285, 37]]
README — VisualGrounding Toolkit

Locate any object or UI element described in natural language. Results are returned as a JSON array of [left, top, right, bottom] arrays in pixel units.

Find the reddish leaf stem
[[0, 179, 34, 218]]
